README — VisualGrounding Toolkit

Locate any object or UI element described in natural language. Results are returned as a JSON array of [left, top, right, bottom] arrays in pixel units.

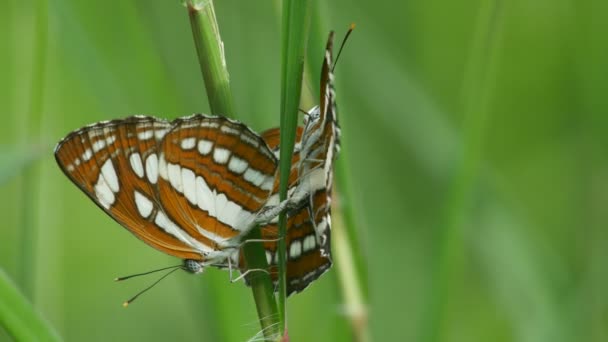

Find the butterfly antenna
[[114, 264, 182, 281], [121, 267, 182, 307], [333, 23, 356, 72]]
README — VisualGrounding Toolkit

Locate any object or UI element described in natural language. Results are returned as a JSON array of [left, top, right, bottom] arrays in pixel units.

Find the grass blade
[[0, 144, 47, 186], [277, 0, 312, 335], [0, 269, 62, 341], [184, 0, 279, 339], [186, 0, 235, 117], [425, 1, 504, 341], [18, 0, 48, 300]]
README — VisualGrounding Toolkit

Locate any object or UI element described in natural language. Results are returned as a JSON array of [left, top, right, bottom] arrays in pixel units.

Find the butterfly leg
[[230, 268, 271, 284], [222, 250, 271, 284], [253, 201, 290, 224], [253, 195, 308, 225], [237, 237, 282, 248]]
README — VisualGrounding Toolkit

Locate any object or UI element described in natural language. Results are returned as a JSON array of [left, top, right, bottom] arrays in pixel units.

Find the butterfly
[[54, 31, 341, 296], [54, 114, 282, 268], [244, 31, 340, 295]]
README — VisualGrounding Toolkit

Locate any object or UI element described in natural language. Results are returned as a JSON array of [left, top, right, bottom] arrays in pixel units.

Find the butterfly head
[[183, 259, 204, 274]]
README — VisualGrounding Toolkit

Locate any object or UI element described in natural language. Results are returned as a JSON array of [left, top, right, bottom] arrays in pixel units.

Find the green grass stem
[[18, 0, 48, 300], [186, 0, 236, 117], [0, 145, 47, 186], [277, 0, 312, 335], [0, 269, 62, 341], [184, 1, 280, 339]]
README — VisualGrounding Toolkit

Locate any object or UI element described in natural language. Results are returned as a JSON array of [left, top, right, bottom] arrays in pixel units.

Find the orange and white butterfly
[[54, 31, 341, 296], [253, 31, 340, 294]]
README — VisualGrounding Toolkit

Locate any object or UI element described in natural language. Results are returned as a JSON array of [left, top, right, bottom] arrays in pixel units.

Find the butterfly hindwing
[[243, 126, 332, 296]]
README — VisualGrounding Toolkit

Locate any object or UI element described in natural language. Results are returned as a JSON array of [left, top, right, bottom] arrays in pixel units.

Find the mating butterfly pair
[[54, 32, 340, 296]]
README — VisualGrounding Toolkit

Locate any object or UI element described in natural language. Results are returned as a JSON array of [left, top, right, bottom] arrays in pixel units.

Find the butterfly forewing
[[54, 116, 204, 260], [296, 31, 339, 257], [156, 115, 278, 252]]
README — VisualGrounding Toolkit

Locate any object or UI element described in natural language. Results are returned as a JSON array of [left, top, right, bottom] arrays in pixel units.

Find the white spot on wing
[[138, 130, 154, 140], [168, 163, 183, 193], [154, 211, 212, 253], [260, 177, 274, 191], [155, 128, 169, 140], [315, 217, 328, 240], [101, 159, 119, 193], [228, 156, 248, 174], [289, 240, 302, 259], [181, 167, 196, 204], [88, 129, 104, 139], [158, 153, 168, 180], [82, 149, 93, 161], [134, 190, 153, 218], [179, 121, 199, 129], [198, 140, 213, 155], [220, 125, 240, 135], [300, 168, 326, 194], [195, 176, 215, 216], [146, 153, 158, 184], [266, 250, 273, 264], [92, 140, 106, 153], [200, 121, 220, 128], [213, 147, 230, 164], [240, 133, 259, 147], [181, 137, 196, 150], [129, 153, 144, 178], [94, 175, 115, 209], [244, 168, 272, 190], [194, 175, 252, 230], [107, 135, 117, 145], [303, 235, 316, 252], [215, 192, 250, 229]]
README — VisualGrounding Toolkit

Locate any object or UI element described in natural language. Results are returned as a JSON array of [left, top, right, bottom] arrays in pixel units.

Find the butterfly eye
[[183, 259, 204, 274]]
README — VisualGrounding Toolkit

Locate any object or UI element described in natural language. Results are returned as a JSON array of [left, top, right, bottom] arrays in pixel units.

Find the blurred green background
[[2, 0, 608, 341]]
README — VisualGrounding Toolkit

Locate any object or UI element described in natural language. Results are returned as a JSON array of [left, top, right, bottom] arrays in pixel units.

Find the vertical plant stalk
[[185, 0, 279, 339], [425, 1, 503, 341], [277, 0, 312, 335], [19, 0, 48, 300], [0, 269, 62, 341], [332, 201, 369, 342], [334, 162, 369, 340], [186, 0, 235, 117]]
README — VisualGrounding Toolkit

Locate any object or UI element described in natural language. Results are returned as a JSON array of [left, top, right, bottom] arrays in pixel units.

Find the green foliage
[[278, 0, 312, 333], [0, 269, 62, 341]]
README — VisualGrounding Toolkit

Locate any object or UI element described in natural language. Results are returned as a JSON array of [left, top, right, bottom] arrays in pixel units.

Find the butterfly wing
[[155, 114, 279, 260], [249, 126, 333, 296], [54, 115, 206, 261], [296, 31, 339, 257]]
